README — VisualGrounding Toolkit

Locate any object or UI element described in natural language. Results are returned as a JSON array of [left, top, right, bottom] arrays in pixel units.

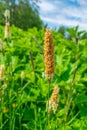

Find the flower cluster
[[0, 39, 4, 52], [3, 108, 9, 114], [46, 86, 60, 114], [4, 9, 10, 20], [0, 64, 5, 80], [12, 103, 18, 108], [4, 10, 10, 39], [44, 28, 54, 79], [5, 22, 10, 39]]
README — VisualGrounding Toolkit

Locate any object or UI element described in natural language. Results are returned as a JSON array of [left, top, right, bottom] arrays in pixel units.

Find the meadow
[[0, 24, 87, 130]]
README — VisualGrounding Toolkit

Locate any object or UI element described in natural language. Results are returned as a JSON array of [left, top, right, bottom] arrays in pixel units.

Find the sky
[[37, 0, 87, 30]]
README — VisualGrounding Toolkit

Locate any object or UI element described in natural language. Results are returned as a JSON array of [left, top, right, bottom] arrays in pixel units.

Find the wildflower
[[46, 86, 60, 114], [0, 39, 4, 52], [21, 71, 25, 79], [3, 108, 9, 114], [1, 84, 7, 96], [4, 9, 10, 20], [44, 28, 54, 79], [12, 103, 18, 108], [5, 22, 10, 39], [0, 64, 5, 80]]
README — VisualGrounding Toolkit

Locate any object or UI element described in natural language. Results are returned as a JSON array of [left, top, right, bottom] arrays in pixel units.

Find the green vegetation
[[0, 24, 87, 130], [0, 0, 42, 30]]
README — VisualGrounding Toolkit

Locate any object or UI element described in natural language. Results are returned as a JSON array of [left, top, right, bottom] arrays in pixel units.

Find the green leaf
[[77, 94, 87, 103]]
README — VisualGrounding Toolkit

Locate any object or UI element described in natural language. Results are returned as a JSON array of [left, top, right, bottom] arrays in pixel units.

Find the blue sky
[[37, 0, 87, 30]]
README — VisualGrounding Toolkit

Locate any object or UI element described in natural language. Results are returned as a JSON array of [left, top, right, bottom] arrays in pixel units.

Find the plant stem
[[9, 89, 12, 130], [47, 79, 51, 129], [19, 78, 23, 130], [12, 109, 15, 130], [29, 51, 35, 73], [34, 73, 37, 130], [32, 36, 43, 55], [65, 66, 77, 122], [29, 51, 37, 130], [19, 113, 22, 130], [35, 101, 37, 130], [0, 82, 3, 130], [8, 62, 13, 130], [65, 37, 78, 122]]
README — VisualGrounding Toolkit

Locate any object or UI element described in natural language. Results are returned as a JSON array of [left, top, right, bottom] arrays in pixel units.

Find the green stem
[[65, 37, 78, 122], [0, 81, 3, 130], [9, 89, 12, 130], [12, 109, 15, 130], [18, 88, 22, 130], [35, 102, 37, 130], [65, 62, 78, 122], [65, 84, 73, 122], [40, 113, 42, 130], [19, 79, 23, 130], [29, 51, 37, 130], [32, 36, 43, 55], [47, 79, 51, 129], [19, 113, 22, 130], [34, 73, 37, 130]]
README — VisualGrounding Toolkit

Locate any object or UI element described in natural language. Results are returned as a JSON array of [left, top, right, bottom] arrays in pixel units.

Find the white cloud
[[38, 1, 55, 12], [40, 16, 57, 24], [62, 6, 87, 19], [77, 0, 87, 6], [38, 0, 87, 30], [41, 15, 87, 30], [41, 15, 78, 26]]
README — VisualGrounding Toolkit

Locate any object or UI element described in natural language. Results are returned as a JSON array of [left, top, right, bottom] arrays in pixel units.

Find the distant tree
[[58, 26, 66, 36], [0, 1, 7, 25], [66, 26, 87, 41], [0, 0, 42, 30]]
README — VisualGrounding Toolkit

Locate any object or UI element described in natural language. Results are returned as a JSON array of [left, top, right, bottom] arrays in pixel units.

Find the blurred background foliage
[[0, 0, 43, 30]]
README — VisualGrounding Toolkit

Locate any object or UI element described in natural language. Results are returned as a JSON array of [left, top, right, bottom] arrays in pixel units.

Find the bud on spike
[[5, 22, 10, 39]]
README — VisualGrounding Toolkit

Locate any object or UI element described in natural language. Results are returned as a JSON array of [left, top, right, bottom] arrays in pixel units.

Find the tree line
[[0, 0, 43, 30]]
